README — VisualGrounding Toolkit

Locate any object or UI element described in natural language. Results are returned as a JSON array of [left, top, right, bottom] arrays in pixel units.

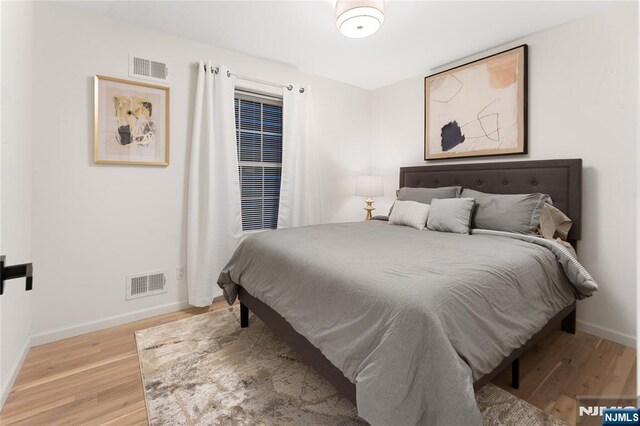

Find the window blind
[[235, 91, 283, 231]]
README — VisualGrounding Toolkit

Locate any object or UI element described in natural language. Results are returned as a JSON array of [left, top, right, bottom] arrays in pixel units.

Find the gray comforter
[[218, 221, 597, 425]]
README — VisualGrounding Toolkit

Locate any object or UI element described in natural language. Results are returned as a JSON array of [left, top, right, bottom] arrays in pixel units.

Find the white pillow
[[388, 200, 431, 230]]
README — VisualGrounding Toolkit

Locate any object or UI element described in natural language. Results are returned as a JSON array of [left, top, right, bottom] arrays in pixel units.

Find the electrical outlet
[[176, 265, 185, 280]]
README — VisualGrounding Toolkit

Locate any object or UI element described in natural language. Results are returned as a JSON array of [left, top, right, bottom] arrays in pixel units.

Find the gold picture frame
[[424, 45, 527, 160], [94, 75, 170, 166]]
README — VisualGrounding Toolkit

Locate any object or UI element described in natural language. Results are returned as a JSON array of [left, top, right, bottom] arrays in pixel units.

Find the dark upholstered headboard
[[399, 159, 582, 242]]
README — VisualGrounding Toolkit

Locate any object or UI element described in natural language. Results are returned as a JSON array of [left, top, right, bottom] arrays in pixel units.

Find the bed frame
[[238, 158, 583, 407]]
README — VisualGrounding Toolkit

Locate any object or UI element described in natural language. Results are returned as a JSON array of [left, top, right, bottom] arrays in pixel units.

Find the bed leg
[[240, 302, 249, 328], [561, 308, 576, 334], [511, 358, 520, 389]]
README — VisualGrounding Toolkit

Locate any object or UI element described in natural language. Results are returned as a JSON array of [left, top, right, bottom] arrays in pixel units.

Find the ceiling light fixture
[[336, 0, 385, 39]]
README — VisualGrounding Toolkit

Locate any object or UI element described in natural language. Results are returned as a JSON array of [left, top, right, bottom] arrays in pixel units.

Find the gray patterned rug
[[135, 306, 566, 425]]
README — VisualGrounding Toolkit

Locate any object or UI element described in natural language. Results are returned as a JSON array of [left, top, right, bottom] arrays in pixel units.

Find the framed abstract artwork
[[94, 75, 170, 165], [424, 45, 527, 160]]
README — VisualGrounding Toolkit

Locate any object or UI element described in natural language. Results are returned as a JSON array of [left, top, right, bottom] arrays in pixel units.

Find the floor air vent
[[129, 53, 168, 82], [126, 270, 167, 300]]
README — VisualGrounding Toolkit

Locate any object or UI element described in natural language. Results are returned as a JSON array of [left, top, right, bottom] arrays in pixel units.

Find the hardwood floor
[[1, 301, 635, 425]]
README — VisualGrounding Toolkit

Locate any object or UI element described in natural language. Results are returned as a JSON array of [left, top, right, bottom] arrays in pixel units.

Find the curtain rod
[[194, 62, 304, 93]]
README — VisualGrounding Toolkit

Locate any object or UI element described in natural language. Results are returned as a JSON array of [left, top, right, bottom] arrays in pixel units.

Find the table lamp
[[356, 175, 384, 220]]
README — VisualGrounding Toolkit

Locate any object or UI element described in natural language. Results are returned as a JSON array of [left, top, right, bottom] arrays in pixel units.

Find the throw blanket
[[218, 221, 597, 425]]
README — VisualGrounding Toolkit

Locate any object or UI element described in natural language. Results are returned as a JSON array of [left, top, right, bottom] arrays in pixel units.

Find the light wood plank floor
[[1, 300, 635, 425]]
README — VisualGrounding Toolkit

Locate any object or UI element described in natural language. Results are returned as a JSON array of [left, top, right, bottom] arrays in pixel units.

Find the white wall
[[0, 1, 34, 405], [371, 3, 638, 347], [30, 2, 371, 343]]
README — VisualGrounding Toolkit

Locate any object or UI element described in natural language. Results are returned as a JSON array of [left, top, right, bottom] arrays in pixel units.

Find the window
[[235, 91, 283, 231]]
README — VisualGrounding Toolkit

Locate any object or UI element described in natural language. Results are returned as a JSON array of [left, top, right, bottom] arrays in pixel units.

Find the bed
[[218, 159, 596, 425]]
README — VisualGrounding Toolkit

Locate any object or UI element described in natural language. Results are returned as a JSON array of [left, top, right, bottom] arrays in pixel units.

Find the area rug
[[135, 306, 566, 425]]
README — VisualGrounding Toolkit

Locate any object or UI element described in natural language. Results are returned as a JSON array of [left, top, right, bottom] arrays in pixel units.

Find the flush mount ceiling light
[[336, 0, 385, 38]]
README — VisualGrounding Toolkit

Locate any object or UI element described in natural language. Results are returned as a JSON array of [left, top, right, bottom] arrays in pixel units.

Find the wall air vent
[[129, 53, 168, 82], [126, 270, 167, 300]]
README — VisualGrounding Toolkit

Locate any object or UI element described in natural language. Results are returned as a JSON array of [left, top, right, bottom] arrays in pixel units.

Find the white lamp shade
[[356, 175, 384, 197], [336, 0, 385, 38]]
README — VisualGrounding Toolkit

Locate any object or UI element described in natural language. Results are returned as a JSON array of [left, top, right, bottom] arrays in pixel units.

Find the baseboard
[[0, 336, 31, 410], [31, 300, 192, 346], [577, 320, 636, 348]]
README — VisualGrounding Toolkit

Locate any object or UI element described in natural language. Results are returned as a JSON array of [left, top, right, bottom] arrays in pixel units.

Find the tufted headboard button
[[434, 180, 439, 186], [477, 180, 483, 186], [503, 181, 508, 186], [532, 181, 538, 187]]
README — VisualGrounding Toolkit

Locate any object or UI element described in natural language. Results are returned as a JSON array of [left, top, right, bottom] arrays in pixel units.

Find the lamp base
[[364, 198, 375, 220]]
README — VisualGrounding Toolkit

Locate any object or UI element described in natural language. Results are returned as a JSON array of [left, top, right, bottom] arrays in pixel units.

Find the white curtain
[[187, 61, 243, 306], [277, 86, 323, 228]]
